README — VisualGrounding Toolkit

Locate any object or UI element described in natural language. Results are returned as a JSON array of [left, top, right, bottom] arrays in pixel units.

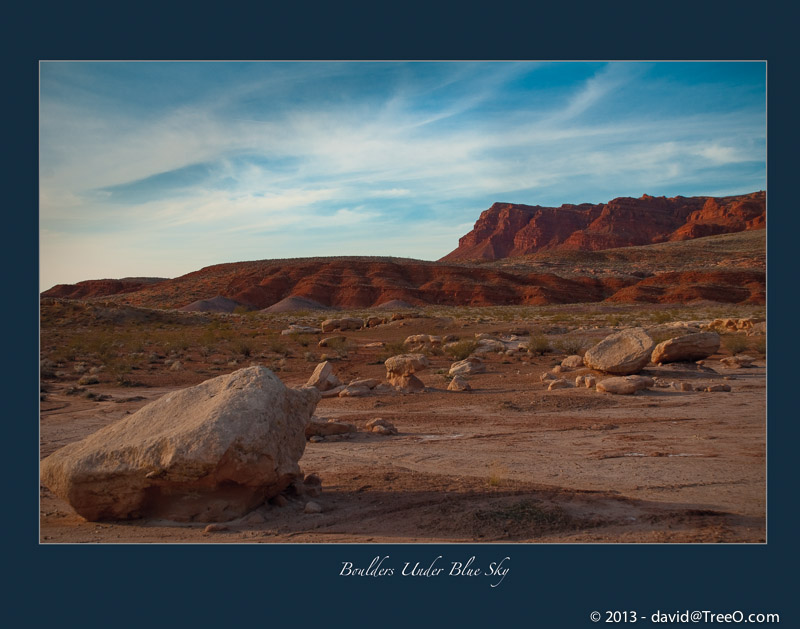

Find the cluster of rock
[[537, 327, 741, 395], [706, 317, 765, 336], [40, 366, 320, 522], [305, 361, 390, 398], [305, 416, 398, 441]]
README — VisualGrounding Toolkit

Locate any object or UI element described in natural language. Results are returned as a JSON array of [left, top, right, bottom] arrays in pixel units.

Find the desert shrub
[[553, 336, 586, 355], [651, 310, 675, 324], [444, 340, 479, 361], [294, 334, 315, 348], [527, 335, 551, 356], [233, 340, 253, 358], [722, 334, 749, 355]]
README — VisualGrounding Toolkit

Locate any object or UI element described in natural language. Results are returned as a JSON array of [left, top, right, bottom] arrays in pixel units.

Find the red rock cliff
[[441, 191, 765, 261]]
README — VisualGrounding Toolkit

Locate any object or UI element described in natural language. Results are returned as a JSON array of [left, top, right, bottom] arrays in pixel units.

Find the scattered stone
[[583, 328, 655, 375], [551, 365, 564, 374], [449, 356, 486, 377], [169, 360, 183, 371], [560, 355, 584, 370], [306, 361, 341, 391], [385, 353, 429, 391], [548, 379, 570, 390], [363, 342, 385, 348], [338, 385, 371, 398], [204, 524, 228, 533], [365, 417, 398, 436], [367, 317, 386, 328], [281, 324, 322, 336], [308, 436, 324, 443], [40, 367, 320, 522], [447, 375, 472, 391], [319, 385, 346, 399], [584, 375, 596, 388], [596, 375, 654, 395], [77, 375, 99, 386], [304, 501, 323, 514], [318, 335, 347, 347], [540, 372, 557, 382], [651, 332, 721, 364], [349, 378, 380, 389], [720, 355, 756, 368], [305, 419, 356, 438], [475, 339, 506, 354], [575, 375, 586, 387], [705, 384, 732, 392]]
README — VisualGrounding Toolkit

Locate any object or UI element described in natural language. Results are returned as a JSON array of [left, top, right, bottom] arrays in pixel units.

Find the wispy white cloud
[[39, 62, 766, 290]]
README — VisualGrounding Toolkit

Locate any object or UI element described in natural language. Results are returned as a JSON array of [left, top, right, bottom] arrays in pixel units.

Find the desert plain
[[39, 299, 766, 544]]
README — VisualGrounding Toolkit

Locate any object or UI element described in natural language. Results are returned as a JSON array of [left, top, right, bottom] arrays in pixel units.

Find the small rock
[[680, 382, 694, 392], [551, 365, 564, 374], [596, 375, 654, 395], [448, 375, 472, 391], [720, 355, 756, 369], [449, 356, 486, 377], [548, 378, 569, 390], [305, 419, 356, 438], [366, 418, 398, 434], [204, 524, 228, 533], [270, 495, 289, 507], [540, 372, 557, 382], [318, 336, 347, 348], [320, 385, 346, 398], [338, 384, 371, 398], [705, 384, 732, 392], [304, 501, 323, 514], [77, 375, 99, 386], [561, 355, 584, 370], [584, 376, 596, 388]]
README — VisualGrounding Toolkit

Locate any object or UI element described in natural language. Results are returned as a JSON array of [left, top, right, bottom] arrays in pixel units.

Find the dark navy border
[[9, 2, 795, 627]]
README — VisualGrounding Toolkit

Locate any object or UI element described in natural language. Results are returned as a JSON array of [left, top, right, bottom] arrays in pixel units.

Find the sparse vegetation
[[444, 340, 479, 361], [553, 336, 586, 355], [722, 334, 749, 355], [527, 334, 551, 356]]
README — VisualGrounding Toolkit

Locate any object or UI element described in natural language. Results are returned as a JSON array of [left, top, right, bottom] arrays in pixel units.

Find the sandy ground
[[39, 316, 766, 544]]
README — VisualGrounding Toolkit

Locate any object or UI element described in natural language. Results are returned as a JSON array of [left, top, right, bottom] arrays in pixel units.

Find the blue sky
[[39, 61, 766, 290]]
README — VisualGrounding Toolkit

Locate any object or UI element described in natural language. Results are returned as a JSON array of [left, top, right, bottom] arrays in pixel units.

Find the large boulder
[[40, 367, 320, 522], [583, 328, 655, 375], [651, 332, 720, 364]]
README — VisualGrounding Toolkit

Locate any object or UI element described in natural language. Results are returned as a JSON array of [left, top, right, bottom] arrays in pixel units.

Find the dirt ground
[[39, 313, 766, 544]]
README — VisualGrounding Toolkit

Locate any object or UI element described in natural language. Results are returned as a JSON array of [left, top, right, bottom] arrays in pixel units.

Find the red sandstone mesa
[[440, 191, 765, 261]]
